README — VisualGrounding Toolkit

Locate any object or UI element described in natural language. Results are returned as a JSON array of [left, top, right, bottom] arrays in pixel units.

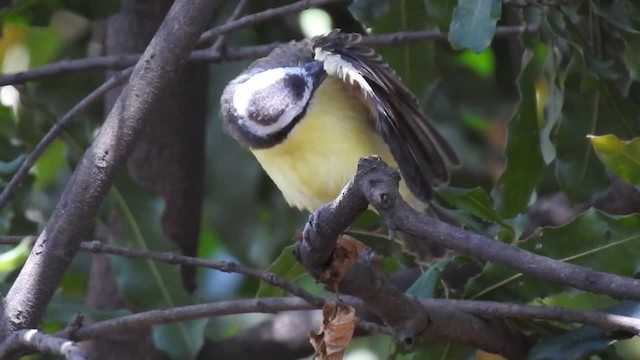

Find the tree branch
[[0, 330, 86, 360], [0, 235, 323, 307], [352, 158, 640, 299], [4, 0, 221, 330], [293, 156, 640, 357], [419, 299, 640, 335], [2, 235, 637, 337], [70, 298, 314, 341], [294, 159, 530, 358], [0, 24, 537, 87], [198, 0, 347, 44]]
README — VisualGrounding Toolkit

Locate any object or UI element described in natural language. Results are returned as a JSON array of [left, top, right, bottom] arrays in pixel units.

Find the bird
[[220, 30, 460, 261]]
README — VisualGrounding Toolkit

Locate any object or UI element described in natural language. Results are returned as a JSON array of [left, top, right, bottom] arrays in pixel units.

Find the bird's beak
[[304, 61, 327, 88]]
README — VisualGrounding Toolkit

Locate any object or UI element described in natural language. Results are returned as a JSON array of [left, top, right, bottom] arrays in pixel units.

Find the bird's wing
[[312, 30, 459, 201]]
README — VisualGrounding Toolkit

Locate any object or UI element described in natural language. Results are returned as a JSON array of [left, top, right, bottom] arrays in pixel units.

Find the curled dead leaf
[[319, 235, 365, 282], [309, 301, 356, 360]]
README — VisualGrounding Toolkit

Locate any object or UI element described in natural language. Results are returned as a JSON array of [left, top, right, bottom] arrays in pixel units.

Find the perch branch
[[294, 158, 531, 358]]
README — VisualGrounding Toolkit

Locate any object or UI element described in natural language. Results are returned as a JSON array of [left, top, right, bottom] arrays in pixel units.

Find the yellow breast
[[251, 77, 419, 212]]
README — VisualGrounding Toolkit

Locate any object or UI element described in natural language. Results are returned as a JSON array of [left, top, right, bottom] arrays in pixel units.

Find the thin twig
[[0, 329, 86, 360], [0, 236, 324, 307], [421, 299, 640, 335], [198, 0, 346, 44], [0, 68, 133, 211], [0, 24, 537, 86], [71, 297, 315, 341], [204, 0, 250, 50]]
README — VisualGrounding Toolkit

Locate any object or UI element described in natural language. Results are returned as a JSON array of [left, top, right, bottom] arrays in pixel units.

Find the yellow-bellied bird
[[221, 31, 459, 260]]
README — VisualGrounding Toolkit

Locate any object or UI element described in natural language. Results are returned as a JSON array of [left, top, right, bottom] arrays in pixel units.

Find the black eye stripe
[[283, 74, 307, 100]]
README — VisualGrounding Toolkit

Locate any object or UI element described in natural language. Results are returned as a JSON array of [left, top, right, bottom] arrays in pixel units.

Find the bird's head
[[221, 61, 326, 149]]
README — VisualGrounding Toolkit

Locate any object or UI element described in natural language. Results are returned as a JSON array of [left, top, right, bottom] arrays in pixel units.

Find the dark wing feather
[[312, 30, 459, 201]]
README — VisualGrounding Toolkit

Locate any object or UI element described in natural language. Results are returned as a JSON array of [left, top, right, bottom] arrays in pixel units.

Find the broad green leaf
[[590, 134, 640, 186], [554, 60, 611, 202], [108, 177, 203, 359], [436, 187, 514, 241], [492, 49, 545, 218], [592, 1, 640, 35], [528, 302, 640, 360], [406, 258, 451, 299], [465, 209, 640, 301], [456, 49, 495, 78], [437, 187, 501, 222], [256, 245, 307, 298], [447, 0, 501, 53]]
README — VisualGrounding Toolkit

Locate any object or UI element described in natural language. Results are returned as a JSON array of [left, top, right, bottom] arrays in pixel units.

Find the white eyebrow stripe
[[232, 67, 313, 138], [233, 68, 303, 118]]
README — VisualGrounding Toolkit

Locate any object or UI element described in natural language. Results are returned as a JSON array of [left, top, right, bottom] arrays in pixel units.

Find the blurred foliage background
[[0, 0, 640, 359]]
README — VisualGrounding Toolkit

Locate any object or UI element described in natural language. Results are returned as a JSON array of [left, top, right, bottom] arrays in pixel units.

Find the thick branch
[[294, 158, 530, 358], [293, 156, 640, 358], [4, 0, 221, 330], [323, 157, 640, 300]]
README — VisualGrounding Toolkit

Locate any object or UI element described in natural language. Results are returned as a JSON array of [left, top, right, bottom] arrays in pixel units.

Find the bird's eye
[[282, 74, 307, 101]]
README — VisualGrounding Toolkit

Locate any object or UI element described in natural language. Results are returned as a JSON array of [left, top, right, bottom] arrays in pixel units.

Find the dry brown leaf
[[319, 235, 365, 282], [309, 301, 356, 360]]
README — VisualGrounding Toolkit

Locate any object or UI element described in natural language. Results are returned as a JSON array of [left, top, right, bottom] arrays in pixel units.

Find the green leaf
[[437, 187, 501, 222], [406, 258, 451, 299], [590, 134, 640, 186], [528, 302, 640, 360], [436, 187, 514, 241], [255, 245, 307, 298], [492, 49, 545, 218], [447, 0, 502, 53], [465, 209, 640, 301], [592, 1, 640, 35], [554, 60, 611, 202]]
